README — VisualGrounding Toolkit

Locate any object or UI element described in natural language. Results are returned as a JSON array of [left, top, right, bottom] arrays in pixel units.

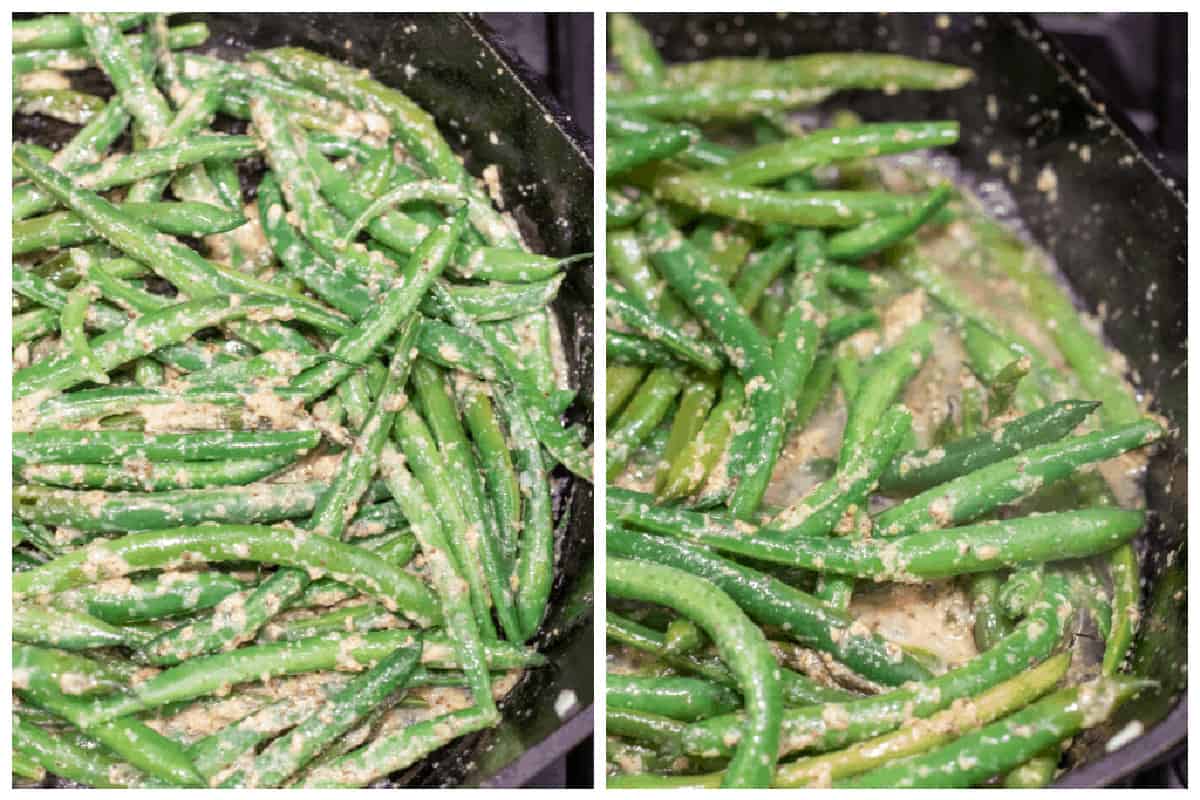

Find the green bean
[[607, 364, 649, 421], [15, 479, 323, 537], [843, 675, 1145, 787], [611, 489, 1144, 582], [711, 121, 960, 186], [14, 308, 59, 345], [78, 629, 537, 728], [461, 383, 523, 560], [14, 429, 320, 469], [11, 747, 48, 783], [378, 438, 496, 710], [969, 572, 1014, 653], [247, 91, 353, 250], [1104, 543, 1139, 676], [335, 179, 493, 249], [300, 135, 557, 279], [493, 387, 557, 640], [609, 127, 699, 175], [60, 286, 109, 385], [607, 367, 684, 480], [979, 222, 1143, 427], [12, 150, 342, 358], [608, 282, 724, 373], [13, 714, 136, 787], [893, 245, 1076, 405], [826, 183, 953, 260], [609, 84, 833, 122], [770, 267, 824, 423], [608, 13, 666, 89], [14, 604, 149, 650], [257, 602, 400, 643], [654, 375, 719, 492], [138, 568, 309, 666], [252, 47, 520, 248], [732, 238, 795, 314], [826, 263, 885, 295], [683, 576, 1071, 759], [985, 355, 1032, 417], [257, 172, 372, 318], [49, 98, 131, 174], [413, 359, 522, 641], [220, 636, 422, 787], [13, 202, 244, 255], [609, 557, 781, 787], [663, 617, 705, 654], [606, 611, 853, 707], [13, 12, 145, 51], [13, 524, 439, 627], [13, 643, 130, 697], [875, 419, 1163, 536], [13, 293, 316, 400], [825, 310, 879, 343], [655, 173, 933, 227], [607, 706, 687, 752], [79, 12, 172, 143], [311, 322, 418, 542], [661, 53, 973, 92], [879, 400, 1100, 494], [839, 319, 934, 465], [179, 350, 325, 389], [299, 705, 498, 787], [607, 330, 684, 369], [607, 228, 683, 318], [658, 372, 743, 501], [129, 73, 230, 203], [639, 209, 782, 519], [15, 88, 106, 124], [778, 651, 1070, 786], [609, 524, 931, 686], [608, 188, 650, 229], [421, 275, 564, 322], [768, 405, 911, 538], [393, 406, 498, 641], [1003, 750, 1062, 788], [608, 109, 736, 169], [60, 571, 247, 624], [18, 680, 204, 786], [454, 310, 591, 479], [185, 693, 336, 782], [289, 208, 467, 402]]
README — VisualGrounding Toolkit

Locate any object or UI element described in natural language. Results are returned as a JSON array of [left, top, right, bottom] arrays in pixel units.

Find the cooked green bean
[[609, 557, 781, 787]]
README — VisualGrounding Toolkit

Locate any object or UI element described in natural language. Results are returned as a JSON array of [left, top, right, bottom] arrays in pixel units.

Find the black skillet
[[628, 11, 1186, 787], [14, 12, 594, 788]]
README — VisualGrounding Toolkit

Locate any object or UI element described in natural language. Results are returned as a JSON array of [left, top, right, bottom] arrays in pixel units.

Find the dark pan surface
[[15, 12, 593, 787], [632, 12, 1185, 787]]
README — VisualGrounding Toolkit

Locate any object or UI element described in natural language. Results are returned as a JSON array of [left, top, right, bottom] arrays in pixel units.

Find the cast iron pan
[[14, 12, 594, 788], [629, 12, 1186, 787]]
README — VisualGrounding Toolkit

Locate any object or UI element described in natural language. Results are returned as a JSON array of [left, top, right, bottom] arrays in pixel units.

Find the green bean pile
[[12, 12, 590, 788], [605, 13, 1163, 788]]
